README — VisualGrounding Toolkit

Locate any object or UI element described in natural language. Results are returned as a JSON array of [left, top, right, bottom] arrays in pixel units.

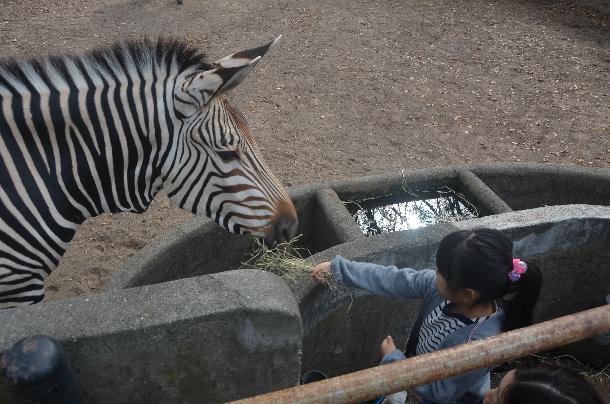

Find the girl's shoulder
[[441, 306, 505, 347]]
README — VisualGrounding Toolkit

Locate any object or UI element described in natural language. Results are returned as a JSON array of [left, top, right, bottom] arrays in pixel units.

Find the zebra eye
[[217, 150, 240, 161]]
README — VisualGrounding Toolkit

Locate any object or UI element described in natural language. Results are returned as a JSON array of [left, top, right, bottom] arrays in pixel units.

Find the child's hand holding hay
[[242, 237, 336, 291], [310, 262, 332, 285]]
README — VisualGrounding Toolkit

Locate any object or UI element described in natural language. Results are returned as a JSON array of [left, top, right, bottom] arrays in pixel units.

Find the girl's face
[[483, 370, 515, 404]]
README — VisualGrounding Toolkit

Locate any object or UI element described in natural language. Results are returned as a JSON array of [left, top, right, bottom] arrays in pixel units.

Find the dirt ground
[[1, 0, 609, 395], [3, 0, 607, 300]]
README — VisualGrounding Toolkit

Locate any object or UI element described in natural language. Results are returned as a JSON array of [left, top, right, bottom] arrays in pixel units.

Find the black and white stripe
[[0, 37, 297, 308], [415, 300, 486, 355]]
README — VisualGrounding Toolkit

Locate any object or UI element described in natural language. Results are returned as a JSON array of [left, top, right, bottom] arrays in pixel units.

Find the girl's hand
[[380, 335, 397, 356], [310, 262, 331, 284]]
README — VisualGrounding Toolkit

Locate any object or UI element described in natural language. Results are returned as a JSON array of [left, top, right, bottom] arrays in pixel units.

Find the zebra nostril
[[275, 214, 298, 244]]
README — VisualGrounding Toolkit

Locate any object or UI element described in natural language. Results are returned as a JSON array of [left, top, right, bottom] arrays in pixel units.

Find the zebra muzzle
[[264, 210, 298, 246]]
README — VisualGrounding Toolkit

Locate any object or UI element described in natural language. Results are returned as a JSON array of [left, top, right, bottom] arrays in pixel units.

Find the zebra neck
[[14, 75, 182, 214], [0, 40, 212, 306]]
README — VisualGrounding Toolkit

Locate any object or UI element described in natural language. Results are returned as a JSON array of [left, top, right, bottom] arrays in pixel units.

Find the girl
[[311, 228, 543, 404], [483, 363, 605, 404]]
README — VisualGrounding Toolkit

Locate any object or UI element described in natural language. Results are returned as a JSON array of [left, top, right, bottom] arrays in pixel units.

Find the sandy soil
[[3, 0, 607, 301]]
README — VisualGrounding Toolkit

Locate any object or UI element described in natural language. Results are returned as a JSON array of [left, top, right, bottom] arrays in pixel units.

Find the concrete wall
[[296, 205, 610, 376], [104, 163, 610, 388], [2, 163, 610, 401], [108, 163, 610, 291], [0, 270, 302, 403], [106, 215, 255, 290], [471, 164, 610, 210]]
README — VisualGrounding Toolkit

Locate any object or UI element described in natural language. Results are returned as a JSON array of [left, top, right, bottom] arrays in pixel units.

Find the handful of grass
[[241, 236, 336, 292]]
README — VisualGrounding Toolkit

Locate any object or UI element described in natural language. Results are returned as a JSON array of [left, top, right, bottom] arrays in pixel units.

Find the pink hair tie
[[509, 259, 528, 282]]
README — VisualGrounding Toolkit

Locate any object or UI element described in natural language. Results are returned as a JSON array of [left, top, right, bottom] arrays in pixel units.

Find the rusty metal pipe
[[232, 305, 610, 404]]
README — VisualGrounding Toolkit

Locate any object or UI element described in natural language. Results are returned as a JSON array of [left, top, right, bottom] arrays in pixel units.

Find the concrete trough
[[107, 163, 610, 290], [1, 162, 609, 402], [297, 204, 610, 378], [0, 270, 302, 403]]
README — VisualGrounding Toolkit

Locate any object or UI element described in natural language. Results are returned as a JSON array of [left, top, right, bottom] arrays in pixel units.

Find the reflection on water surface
[[346, 187, 480, 236]]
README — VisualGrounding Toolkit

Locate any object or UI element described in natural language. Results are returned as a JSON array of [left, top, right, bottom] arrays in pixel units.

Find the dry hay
[[240, 235, 339, 294]]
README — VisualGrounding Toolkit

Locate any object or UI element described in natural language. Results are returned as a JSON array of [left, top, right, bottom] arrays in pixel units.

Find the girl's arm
[[328, 255, 436, 299]]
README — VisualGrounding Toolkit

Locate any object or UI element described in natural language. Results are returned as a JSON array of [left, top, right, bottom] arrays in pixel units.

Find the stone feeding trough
[[1, 163, 610, 403]]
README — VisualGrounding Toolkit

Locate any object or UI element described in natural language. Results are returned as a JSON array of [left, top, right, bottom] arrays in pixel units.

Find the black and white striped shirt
[[415, 300, 491, 355]]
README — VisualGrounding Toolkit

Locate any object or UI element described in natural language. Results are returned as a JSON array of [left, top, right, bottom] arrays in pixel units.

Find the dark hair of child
[[504, 363, 605, 404], [436, 228, 543, 331]]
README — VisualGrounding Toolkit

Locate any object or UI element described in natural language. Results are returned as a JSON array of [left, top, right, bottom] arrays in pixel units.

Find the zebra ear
[[212, 35, 281, 93], [175, 36, 280, 117]]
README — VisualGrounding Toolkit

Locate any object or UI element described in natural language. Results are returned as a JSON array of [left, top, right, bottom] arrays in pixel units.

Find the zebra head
[[166, 37, 297, 245]]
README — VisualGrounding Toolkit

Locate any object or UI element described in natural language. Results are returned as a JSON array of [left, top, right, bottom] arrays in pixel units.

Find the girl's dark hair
[[502, 363, 605, 404], [436, 228, 542, 330]]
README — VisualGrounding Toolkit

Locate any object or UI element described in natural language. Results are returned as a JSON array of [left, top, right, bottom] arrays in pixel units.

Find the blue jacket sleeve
[[329, 255, 436, 299], [380, 349, 406, 365]]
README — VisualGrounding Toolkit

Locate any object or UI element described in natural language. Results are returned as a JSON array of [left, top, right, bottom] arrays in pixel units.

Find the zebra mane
[[0, 38, 214, 86]]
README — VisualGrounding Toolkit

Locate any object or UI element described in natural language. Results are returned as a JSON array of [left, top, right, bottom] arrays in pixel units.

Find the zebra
[[0, 36, 298, 309]]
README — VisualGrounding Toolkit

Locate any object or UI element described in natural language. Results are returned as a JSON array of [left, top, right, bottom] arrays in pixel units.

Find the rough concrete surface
[[0, 270, 302, 403], [107, 163, 610, 292], [299, 205, 610, 392]]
